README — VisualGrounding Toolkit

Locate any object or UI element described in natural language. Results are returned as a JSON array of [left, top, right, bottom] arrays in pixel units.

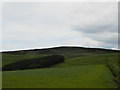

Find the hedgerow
[[2, 55, 64, 71]]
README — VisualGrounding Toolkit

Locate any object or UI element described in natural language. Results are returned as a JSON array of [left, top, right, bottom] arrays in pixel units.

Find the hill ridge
[[2, 46, 119, 55]]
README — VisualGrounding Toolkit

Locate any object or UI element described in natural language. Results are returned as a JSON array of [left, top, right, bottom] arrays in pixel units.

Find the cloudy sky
[[2, 2, 118, 51]]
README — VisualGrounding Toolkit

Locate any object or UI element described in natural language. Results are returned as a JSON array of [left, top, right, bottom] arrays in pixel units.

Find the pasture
[[2, 47, 119, 88], [3, 65, 117, 88]]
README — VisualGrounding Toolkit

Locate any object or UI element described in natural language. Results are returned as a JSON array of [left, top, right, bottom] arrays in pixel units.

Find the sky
[[2, 2, 118, 51]]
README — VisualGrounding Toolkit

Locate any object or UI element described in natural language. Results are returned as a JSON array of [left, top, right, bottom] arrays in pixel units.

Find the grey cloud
[[72, 24, 118, 49], [83, 32, 118, 49], [99, 42, 118, 49], [70, 2, 118, 49], [73, 24, 117, 33]]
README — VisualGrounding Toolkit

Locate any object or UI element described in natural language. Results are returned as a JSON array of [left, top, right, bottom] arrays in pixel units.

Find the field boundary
[[106, 64, 120, 88]]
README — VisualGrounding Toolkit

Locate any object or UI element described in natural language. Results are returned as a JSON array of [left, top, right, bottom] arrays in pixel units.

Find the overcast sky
[[2, 2, 118, 51]]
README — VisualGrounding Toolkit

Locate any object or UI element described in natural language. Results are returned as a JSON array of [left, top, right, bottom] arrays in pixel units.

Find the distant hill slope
[[2, 46, 119, 57]]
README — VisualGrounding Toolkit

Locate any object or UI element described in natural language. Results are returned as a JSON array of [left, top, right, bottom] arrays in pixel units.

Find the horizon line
[[1, 45, 119, 52]]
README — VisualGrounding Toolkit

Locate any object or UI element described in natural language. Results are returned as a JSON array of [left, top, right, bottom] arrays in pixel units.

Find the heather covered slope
[[2, 46, 118, 56]]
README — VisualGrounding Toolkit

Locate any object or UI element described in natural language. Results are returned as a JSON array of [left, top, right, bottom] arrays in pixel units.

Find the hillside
[[2, 46, 119, 66], [2, 46, 119, 56], [2, 46, 120, 88]]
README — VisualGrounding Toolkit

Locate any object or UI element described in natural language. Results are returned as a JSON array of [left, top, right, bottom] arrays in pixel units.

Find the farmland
[[2, 46, 120, 88], [3, 65, 117, 88]]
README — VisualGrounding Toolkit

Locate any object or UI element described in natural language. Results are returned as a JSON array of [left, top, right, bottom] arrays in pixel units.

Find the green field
[[3, 65, 117, 88], [2, 47, 120, 88]]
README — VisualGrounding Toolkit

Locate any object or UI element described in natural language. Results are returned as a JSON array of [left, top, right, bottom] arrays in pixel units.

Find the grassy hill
[[2, 46, 119, 66], [1, 46, 120, 88]]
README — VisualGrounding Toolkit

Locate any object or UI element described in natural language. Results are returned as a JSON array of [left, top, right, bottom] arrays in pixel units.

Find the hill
[[2, 46, 120, 88], [2, 46, 119, 66], [2, 46, 119, 56]]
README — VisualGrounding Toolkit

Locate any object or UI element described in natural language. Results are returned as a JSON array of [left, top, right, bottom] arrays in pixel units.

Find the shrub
[[2, 55, 64, 71]]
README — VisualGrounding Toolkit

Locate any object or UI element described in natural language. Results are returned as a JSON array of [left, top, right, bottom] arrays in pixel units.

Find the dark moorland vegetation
[[2, 55, 64, 71], [2, 46, 119, 56]]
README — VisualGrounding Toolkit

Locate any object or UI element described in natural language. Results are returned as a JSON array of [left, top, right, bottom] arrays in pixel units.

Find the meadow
[[2, 47, 120, 88], [3, 65, 117, 88]]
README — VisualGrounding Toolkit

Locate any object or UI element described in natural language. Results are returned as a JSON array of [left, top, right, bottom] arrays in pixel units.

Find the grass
[[2, 65, 117, 88], [2, 53, 118, 67], [52, 53, 118, 67], [2, 52, 119, 88]]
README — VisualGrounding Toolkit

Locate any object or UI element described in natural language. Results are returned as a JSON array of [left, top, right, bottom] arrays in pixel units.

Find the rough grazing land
[[2, 47, 119, 88], [2, 65, 117, 88]]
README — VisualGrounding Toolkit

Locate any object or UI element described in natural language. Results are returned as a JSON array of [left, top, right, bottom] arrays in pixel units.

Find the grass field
[[2, 53, 118, 67], [2, 47, 119, 88], [2, 65, 117, 88]]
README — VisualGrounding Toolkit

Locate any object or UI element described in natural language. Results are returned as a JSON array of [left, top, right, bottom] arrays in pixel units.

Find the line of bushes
[[106, 63, 120, 87], [2, 55, 64, 71]]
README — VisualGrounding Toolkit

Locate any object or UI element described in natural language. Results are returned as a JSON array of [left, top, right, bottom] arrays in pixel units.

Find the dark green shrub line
[[106, 64, 120, 87], [2, 55, 64, 71]]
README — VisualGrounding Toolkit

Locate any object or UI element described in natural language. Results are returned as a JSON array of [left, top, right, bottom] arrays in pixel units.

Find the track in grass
[[3, 65, 117, 88]]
